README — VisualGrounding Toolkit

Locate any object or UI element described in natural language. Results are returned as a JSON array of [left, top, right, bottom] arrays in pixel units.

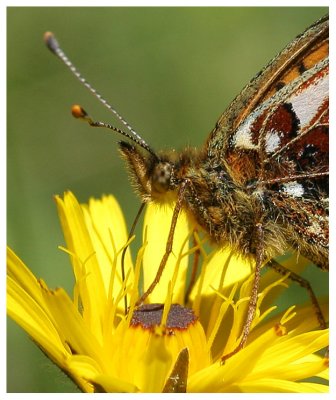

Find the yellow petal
[[39, 284, 105, 364], [142, 203, 190, 303], [188, 324, 286, 392], [256, 329, 329, 371], [7, 276, 67, 364], [84, 195, 134, 298], [134, 332, 174, 392], [90, 374, 139, 393], [194, 249, 252, 295], [55, 192, 107, 342], [7, 247, 46, 306], [237, 379, 328, 393]]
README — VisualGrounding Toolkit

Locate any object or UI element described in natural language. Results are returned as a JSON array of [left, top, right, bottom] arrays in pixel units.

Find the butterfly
[[45, 14, 329, 359]]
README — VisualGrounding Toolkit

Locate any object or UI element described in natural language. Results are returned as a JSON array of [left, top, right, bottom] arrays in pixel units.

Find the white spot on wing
[[282, 181, 304, 197], [231, 58, 328, 153], [233, 118, 258, 150], [265, 130, 281, 153], [289, 70, 328, 128]]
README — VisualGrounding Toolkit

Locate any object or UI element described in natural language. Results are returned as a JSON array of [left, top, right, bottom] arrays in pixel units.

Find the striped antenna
[[44, 31, 157, 157]]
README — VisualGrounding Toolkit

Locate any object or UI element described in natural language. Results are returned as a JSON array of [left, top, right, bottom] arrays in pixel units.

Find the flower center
[[131, 304, 197, 330]]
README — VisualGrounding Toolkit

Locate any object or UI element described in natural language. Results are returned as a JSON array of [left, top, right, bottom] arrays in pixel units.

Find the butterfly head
[[119, 141, 178, 202]]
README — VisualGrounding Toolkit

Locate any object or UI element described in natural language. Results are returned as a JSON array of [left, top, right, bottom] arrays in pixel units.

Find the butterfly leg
[[222, 222, 264, 361], [135, 179, 190, 307], [266, 259, 327, 329]]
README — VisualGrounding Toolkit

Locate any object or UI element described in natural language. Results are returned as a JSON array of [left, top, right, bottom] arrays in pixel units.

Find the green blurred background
[[7, 7, 328, 392]]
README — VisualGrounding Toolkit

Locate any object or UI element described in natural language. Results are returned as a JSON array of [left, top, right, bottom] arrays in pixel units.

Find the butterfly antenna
[[44, 31, 157, 158], [70, 104, 157, 158]]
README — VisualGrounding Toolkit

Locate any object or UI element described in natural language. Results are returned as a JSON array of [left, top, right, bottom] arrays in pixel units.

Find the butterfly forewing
[[207, 15, 328, 154], [206, 15, 328, 269]]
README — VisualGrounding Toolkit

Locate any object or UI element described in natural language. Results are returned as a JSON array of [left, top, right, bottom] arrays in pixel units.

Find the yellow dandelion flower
[[7, 192, 328, 393]]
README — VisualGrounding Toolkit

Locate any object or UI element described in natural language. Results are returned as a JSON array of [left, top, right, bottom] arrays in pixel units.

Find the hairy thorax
[[182, 162, 289, 260]]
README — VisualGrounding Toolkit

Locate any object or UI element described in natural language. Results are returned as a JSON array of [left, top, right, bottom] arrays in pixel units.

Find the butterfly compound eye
[[152, 162, 174, 193]]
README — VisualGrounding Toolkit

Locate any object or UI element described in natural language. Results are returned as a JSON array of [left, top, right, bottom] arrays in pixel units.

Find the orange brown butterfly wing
[[206, 15, 329, 268]]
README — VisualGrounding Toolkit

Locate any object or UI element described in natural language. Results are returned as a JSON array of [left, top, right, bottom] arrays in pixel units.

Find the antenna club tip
[[71, 104, 88, 119], [44, 31, 59, 54]]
